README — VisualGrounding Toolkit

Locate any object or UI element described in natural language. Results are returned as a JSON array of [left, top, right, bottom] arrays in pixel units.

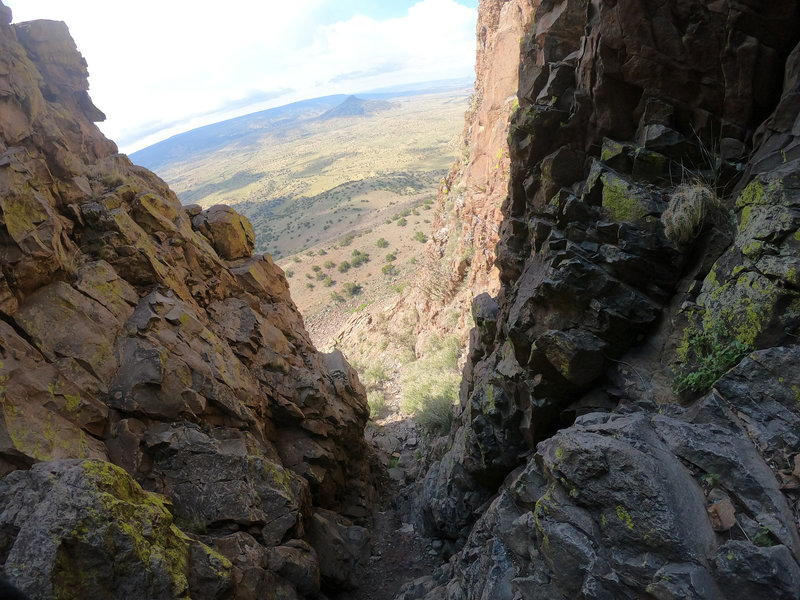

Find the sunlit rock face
[[402, 1, 800, 598], [0, 2, 375, 597]]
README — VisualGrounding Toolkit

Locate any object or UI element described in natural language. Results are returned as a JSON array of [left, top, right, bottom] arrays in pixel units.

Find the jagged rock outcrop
[[0, 4, 374, 598], [404, 1, 800, 598], [412, 0, 535, 347]]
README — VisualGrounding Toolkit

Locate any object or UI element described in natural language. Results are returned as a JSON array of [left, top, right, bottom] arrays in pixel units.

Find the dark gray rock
[[307, 508, 370, 592], [0, 459, 231, 600]]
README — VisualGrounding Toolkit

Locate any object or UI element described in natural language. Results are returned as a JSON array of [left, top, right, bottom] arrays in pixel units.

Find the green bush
[[672, 321, 751, 393], [323, 276, 335, 287], [311, 265, 321, 272], [339, 233, 355, 247], [323, 260, 336, 269], [330, 291, 345, 302], [285, 269, 294, 278], [401, 336, 461, 433], [351, 249, 370, 267], [342, 282, 362, 297], [363, 363, 388, 388], [367, 391, 387, 419], [382, 264, 397, 276], [385, 252, 397, 262], [338, 261, 351, 273], [397, 218, 407, 227], [376, 238, 389, 248], [413, 231, 428, 243]]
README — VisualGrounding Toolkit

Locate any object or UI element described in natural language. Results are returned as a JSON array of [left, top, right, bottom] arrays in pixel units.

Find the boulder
[[0, 459, 232, 599], [307, 508, 370, 591], [191, 204, 255, 260]]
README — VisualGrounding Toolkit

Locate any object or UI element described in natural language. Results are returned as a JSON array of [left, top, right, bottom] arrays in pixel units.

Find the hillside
[[130, 88, 468, 323], [133, 88, 468, 262]]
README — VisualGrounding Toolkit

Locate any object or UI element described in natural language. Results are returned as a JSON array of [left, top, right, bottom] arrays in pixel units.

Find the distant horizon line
[[122, 76, 474, 156]]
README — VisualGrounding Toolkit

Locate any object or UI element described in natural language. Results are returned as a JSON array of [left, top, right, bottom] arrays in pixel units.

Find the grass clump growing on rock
[[401, 335, 461, 433], [661, 183, 722, 247]]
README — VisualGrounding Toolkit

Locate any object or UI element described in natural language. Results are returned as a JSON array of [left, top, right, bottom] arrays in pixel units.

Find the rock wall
[[0, 5, 374, 599], [405, 1, 800, 598]]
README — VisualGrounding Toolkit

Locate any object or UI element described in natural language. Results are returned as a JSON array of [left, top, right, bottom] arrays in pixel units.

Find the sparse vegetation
[[323, 260, 336, 269], [397, 217, 407, 226], [338, 261, 351, 273], [385, 252, 397, 262], [363, 363, 389, 388], [350, 249, 370, 267], [376, 238, 389, 248], [382, 264, 397, 276], [413, 231, 428, 243], [330, 291, 345, 302], [367, 391, 387, 419], [401, 335, 462, 433], [285, 269, 294, 278]]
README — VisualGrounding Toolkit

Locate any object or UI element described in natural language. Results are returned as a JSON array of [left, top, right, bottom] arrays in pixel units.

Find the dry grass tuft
[[661, 183, 720, 247]]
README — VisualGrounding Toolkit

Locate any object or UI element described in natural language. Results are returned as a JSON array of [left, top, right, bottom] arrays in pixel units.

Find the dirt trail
[[336, 414, 443, 600]]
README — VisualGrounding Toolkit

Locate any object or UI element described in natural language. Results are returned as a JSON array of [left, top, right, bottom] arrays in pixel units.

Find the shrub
[[305, 282, 314, 289], [315, 271, 327, 281], [311, 265, 321, 272], [397, 218, 407, 227], [338, 261, 351, 273], [367, 391, 387, 419], [323, 276, 335, 287], [401, 336, 462, 433], [672, 321, 751, 393], [351, 249, 370, 267], [382, 264, 397, 276], [385, 252, 397, 262], [330, 291, 345, 302], [323, 260, 336, 269], [285, 269, 294, 278], [661, 183, 721, 247], [342, 282, 362, 297], [292, 257, 300, 263], [339, 233, 356, 247], [363, 363, 388, 388], [376, 238, 389, 248], [413, 231, 428, 243]]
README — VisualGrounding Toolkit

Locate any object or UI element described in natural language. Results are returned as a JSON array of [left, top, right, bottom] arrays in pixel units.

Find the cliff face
[[405, 1, 800, 598], [0, 6, 374, 599]]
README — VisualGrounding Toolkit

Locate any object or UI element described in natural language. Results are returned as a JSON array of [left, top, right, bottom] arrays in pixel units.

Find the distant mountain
[[130, 95, 348, 170], [318, 95, 394, 120]]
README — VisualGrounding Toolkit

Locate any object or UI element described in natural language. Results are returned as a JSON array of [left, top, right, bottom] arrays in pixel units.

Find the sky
[[6, 0, 479, 153]]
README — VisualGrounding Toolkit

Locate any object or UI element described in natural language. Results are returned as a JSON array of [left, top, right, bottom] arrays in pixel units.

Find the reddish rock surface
[[0, 4, 375, 598]]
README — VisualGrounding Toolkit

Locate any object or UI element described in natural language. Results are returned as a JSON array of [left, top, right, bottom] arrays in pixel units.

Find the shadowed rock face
[[0, 3, 375, 597], [404, 1, 800, 599]]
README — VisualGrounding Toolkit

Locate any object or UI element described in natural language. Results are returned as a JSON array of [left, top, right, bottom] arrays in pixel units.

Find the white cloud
[[5, 0, 476, 152]]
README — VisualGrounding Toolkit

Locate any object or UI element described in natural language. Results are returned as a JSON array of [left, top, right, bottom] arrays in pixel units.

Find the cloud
[[6, 0, 476, 152]]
